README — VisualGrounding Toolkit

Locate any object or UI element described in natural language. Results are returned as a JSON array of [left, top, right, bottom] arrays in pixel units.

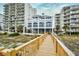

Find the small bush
[[9, 33, 19, 37], [3, 32, 7, 35], [47, 32, 51, 35], [0, 32, 7, 35], [12, 44, 17, 48]]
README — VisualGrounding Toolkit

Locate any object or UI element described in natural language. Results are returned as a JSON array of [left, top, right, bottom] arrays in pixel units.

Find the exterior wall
[[0, 14, 4, 31], [4, 3, 25, 32], [27, 15, 53, 34], [54, 13, 63, 32], [62, 5, 79, 33], [4, 3, 37, 32]]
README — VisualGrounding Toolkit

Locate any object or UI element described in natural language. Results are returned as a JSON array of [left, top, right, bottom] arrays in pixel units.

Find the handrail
[[15, 37, 40, 51], [0, 34, 46, 56], [51, 33, 75, 56], [0, 33, 75, 56]]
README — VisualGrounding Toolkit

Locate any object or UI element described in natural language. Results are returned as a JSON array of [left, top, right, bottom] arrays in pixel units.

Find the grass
[[59, 34, 79, 56], [0, 33, 39, 49]]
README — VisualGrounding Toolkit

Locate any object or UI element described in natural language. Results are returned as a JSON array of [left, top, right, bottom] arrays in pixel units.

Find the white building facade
[[54, 13, 63, 33], [4, 3, 37, 32], [0, 14, 4, 31], [26, 13, 53, 34], [61, 5, 79, 33]]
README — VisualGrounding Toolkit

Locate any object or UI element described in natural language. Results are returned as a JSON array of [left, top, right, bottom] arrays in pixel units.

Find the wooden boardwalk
[[35, 35, 56, 56]]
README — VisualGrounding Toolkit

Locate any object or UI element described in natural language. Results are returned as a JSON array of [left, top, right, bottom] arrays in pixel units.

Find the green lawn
[[59, 34, 79, 56]]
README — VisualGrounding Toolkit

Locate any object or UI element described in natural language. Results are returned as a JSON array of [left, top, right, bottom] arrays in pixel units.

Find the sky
[[31, 3, 79, 16]]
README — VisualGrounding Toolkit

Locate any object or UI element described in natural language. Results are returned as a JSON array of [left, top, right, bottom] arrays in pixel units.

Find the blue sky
[[0, 3, 79, 15], [31, 3, 79, 15], [0, 3, 4, 14]]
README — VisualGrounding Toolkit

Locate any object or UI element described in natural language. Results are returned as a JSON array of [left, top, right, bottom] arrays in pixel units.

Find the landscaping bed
[[0, 32, 39, 49], [59, 34, 79, 56]]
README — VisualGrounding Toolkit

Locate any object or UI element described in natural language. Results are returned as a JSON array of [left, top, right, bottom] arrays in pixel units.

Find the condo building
[[4, 3, 37, 32], [61, 5, 79, 33], [0, 14, 4, 31], [54, 13, 63, 33], [27, 13, 53, 34]]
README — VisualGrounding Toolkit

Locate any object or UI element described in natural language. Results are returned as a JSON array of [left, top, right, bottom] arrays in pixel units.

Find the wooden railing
[[0, 33, 75, 56], [51, 33, 75, 56], [0, 34, 47, 56]]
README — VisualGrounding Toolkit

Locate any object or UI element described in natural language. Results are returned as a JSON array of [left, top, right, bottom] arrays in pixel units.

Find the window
[[71, 18, 76, 20], [46, 22, 52, 27], [28, 23, 32, 27], [39, 22, 44, 27], [33, 22, 38, 27]]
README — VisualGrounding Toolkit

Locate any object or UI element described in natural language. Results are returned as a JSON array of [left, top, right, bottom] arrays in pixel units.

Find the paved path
[[35, 35, 56, 56]]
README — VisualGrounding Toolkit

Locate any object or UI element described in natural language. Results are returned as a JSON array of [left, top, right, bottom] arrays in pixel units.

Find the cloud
[[31, 3, 79, 15], [31, 3, 63, 9], [0, 3, 4, 14], [31, 3, 79, 9]]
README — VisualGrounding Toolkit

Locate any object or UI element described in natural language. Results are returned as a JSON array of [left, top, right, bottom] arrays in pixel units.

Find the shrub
[[0, 32, 7, 35], [12, 44, 17, 48], [3, 32, 7, 35], [9, 33, 19, 37], [17, 25, 23, 33], [47, 32, 51, 35]]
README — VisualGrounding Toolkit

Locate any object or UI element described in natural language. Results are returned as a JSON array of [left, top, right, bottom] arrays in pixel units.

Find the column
[[15, 4, 17, 33], [52, 28, 53, 34], [32, 22, 33, 34], [8, 18, 10, 33], [8, 21, 10, 33], [23, 26, 25, 34], [38, 21, 39, 34], [44, 28, 46, 34], [38, 28, 39, 34], [44, 20, 46, 34], [14, 18, 17, 33], [32, 28, 33, 34]]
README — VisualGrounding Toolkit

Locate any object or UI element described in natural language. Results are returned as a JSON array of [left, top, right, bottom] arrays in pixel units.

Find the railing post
[[56, 41, 58, 55], [54, 38, 57, 55], [37, 38, 39, 49], [0, 34, 46, 56], [10, 48, 16, 56], [0, 47, 5, 51], [1, 49, 17, 56], [51, 33, 75, 56]]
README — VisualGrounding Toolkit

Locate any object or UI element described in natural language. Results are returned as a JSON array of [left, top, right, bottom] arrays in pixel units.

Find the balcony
[[46, 22, 52, 27]]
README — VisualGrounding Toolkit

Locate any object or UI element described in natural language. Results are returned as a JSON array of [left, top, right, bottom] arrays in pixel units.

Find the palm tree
[[56, 25, 60, 34], [63, 24, 70, 35], [10, 26, 15, 32], [17, 25, 23, 33], [0, 25, 2, 31]]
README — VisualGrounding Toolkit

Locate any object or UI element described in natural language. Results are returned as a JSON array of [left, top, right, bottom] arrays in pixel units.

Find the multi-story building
[[54, 13, 63, 33], [4, 3, 37, 32], [0, 14, 4, 31], [61, 5, 79, 33], [27, 13, 53, 34]]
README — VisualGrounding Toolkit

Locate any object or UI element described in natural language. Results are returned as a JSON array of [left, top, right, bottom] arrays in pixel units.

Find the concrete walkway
[[35, 35, 56, 56]]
